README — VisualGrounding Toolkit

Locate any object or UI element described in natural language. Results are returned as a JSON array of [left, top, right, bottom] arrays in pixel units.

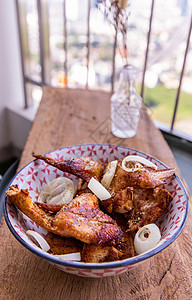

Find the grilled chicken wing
[[103, 185, 173, 231], [6, 185, 122, 246], [102, 159, 175, 214], [6, 185, 54, 232], [52, 192, 122, 245], [110, 161, 175, 190], [32, 154, 104, 182], [82, 213, 135, 263], [125, 187, 173, 232], [103, 187, 134, 214]]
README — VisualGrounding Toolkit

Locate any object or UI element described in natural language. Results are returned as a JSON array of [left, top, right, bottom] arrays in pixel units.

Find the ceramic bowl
[[4, 144, 189, 278]]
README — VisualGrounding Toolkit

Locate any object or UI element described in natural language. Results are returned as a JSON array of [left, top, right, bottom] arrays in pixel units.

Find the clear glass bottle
[[111, 65, 143, 138]]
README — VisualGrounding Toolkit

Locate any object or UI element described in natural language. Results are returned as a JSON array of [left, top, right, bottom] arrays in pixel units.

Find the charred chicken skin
[[6, 185, 122, 246], [109, 160, 175, 190], [32, 154, 104, 182], [51, 192, 122, 245], [103, 185, 173, 231], [102, 160, 175, 215], [125, 187, 173, 232], [80, 212, 135, 263]]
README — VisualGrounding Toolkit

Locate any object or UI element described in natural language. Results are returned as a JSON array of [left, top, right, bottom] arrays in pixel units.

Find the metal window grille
[[15, 0, 192, 142]]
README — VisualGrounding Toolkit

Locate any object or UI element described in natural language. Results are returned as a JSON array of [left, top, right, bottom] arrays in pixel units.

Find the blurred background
[[0, 0, 191, 191]]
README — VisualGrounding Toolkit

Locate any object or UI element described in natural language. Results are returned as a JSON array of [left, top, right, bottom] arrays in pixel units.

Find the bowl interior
[[5, 144, 189, 269]]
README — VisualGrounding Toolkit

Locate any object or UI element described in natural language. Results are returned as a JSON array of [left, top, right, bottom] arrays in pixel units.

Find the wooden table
[[1, 87, 191, 299]]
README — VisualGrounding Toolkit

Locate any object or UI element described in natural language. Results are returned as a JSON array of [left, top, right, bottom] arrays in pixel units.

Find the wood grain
[[0, 87, 191, 300]]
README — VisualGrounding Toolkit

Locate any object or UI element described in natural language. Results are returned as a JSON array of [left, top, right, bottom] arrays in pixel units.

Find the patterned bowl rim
[[4, 144, 189, 270]]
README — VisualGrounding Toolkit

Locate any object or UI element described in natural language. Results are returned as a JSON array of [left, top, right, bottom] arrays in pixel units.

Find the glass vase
[[111, 65, 143, 138]]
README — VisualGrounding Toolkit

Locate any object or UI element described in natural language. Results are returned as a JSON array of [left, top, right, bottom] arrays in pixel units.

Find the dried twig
[[97, 0, 130, 65]]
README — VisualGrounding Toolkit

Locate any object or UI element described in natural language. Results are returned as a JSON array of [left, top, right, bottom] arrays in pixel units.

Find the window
[[16, 0, 192, 141]]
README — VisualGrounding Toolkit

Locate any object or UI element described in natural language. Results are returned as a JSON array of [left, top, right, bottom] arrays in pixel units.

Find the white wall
[[0, 0, 31, 159]]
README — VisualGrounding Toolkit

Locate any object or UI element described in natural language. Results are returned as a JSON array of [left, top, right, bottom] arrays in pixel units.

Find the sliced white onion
[[51, 252, 81, 261], [88, 177, 111, 201], [134, 224, 161, 255], [122, 155, 157, 172], [101, 160, 118, 189], [38, 177, 76, 205], [26, 230, 50, 252]]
